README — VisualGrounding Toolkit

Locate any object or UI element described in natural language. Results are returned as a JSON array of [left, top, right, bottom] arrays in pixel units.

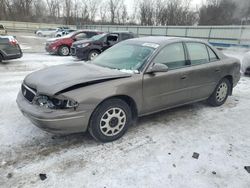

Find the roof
[[127, 36, 204, 45]]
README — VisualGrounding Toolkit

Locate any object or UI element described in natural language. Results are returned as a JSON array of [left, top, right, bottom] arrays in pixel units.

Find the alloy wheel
[[100, 107, 126, 137]]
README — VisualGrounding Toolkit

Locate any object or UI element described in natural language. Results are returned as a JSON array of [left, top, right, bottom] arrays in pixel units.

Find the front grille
[[21, 84, 37, 103], [71, 47, 76, 55]]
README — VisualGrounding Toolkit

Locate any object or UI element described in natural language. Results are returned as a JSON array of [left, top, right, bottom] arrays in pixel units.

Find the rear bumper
[[16, 91, 91, 134], [2, 46, 22, 60], [3, 53, 22, 60]]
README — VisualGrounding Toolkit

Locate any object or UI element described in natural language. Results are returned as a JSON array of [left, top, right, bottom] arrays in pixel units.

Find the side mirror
[[147, 63, 169, 74]]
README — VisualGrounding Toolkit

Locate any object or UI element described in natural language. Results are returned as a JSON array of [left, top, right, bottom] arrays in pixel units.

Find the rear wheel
[[0, 54, 2, 62], [88, 98, 132, 142], [208, 78, 231, 106], [58, 45, 70, 56], [37, 32, 43, 37], [88, 50, 100, 60]]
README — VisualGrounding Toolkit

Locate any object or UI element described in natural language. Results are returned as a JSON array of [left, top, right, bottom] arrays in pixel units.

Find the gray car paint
[[24, 62, 131, 96], [16, 37, 241, 134]]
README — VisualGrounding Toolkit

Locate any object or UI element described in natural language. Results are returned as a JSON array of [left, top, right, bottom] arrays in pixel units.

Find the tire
[[37, 32, 43, 37], [0, 54, 2, 62], [208, 78, 231, 106], [88, 98, 132, 142], [58, 45, 70, 56], [88, 50, 100, 60]]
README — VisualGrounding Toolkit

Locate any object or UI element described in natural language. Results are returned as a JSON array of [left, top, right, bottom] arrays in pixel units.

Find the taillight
[[9, 38, 18, 46]]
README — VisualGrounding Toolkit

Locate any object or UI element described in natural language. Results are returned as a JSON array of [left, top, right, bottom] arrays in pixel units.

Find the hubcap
[[90, 52, 98, 60], [216, 82, 228, 102], [100, 108, 126, 137], [61, 47, 69, 55]]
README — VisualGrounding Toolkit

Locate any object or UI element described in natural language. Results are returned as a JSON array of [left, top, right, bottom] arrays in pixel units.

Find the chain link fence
[[81, 25, 250, 48]]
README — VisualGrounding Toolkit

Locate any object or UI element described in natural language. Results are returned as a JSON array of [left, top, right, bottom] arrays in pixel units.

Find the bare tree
[[108, 0, 122, 24], [99, 0, 109, 23], [139, 0, 155, 25]]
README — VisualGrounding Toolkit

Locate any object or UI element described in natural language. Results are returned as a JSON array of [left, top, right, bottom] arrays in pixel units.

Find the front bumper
[[45, 44, 58, 54], [16, 91, 91, 134], [71, 46, 89, 60]]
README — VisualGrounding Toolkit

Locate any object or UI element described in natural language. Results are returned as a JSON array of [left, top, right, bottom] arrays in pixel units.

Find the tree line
[[0, 0, 250, 26]]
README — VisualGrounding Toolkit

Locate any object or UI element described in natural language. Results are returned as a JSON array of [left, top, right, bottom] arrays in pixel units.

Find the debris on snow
[[39, 173, 47, 181], [7, 173, 13, 179], [192, 152, 200, 159], [212, 171, 216, 175], [244, 166, 250, 173]]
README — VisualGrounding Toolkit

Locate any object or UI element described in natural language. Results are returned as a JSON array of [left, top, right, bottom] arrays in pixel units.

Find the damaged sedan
[[17, 37, 241, 142]]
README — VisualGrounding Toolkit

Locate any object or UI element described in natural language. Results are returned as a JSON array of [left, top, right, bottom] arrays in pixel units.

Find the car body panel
[[17, 37, 241, 134], [24, 62, 131, 96], [0, 36, 22, 61]]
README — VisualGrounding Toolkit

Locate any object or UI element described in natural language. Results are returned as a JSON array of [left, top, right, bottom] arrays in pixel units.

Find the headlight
[[36, 95, 78, 109], [77, 43, 89, 48]]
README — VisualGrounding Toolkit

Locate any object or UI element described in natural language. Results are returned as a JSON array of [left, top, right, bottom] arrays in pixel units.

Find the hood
[[72, 39, 92, 46], [24, 63, 131, 96], [47, 35, 70, 42]]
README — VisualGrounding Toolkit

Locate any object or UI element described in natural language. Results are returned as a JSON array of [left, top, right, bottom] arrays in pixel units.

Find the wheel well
[[224, 75, 233, 95], [90, 49, 101, 54], [97, 95, 138, 122]]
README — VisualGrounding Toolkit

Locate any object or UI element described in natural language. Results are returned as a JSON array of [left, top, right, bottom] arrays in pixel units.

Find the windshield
[[91, 33, 107, 41], [92, 43, 158, 71]]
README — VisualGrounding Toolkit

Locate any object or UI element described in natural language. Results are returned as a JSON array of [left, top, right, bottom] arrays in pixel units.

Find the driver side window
[[154, 43, 186, 70], [75, 33, 87, 40]]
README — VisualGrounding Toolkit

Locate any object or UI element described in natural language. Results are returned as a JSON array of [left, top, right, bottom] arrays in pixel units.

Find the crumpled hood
[[24, 63, 131, 96]]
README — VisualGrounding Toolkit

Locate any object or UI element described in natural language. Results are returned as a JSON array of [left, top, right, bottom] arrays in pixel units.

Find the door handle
[[181, 75, 187, 80], [215, 69, 221, 73]]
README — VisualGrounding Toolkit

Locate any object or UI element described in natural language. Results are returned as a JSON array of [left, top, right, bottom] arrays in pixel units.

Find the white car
[[55, 29, 76, 37], [35, 28, 58, 37]]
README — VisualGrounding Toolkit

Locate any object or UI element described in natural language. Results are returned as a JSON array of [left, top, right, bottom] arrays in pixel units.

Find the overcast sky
[[124, 0, 205, 14]]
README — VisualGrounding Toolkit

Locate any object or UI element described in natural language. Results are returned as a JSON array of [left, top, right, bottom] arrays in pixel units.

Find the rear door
[[184, 42, 222, 100]]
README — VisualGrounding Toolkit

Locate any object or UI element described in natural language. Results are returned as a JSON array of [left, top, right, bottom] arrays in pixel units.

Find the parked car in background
[[55, 29, 76, 37], [0, 36, 22, 62], [17, 37, 240, 142], [71, 31, 136, 60], [45, 30, 102, 56], [35, 28, 57, 37], [242, 51, 250, 75], [0, 25, 7, 35]]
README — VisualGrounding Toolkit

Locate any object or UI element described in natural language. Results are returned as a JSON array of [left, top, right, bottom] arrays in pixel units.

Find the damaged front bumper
[[16, 91, 91, 134]]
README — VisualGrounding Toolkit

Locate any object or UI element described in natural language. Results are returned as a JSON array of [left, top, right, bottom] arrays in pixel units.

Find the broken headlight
[[36, 95, 78, 109]]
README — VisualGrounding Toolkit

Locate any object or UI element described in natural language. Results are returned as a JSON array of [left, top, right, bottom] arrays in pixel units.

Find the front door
[[142, 42, 192, 114]]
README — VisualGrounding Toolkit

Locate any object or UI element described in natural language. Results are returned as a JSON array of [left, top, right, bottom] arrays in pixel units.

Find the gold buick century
[[17, 37, 241, 142]]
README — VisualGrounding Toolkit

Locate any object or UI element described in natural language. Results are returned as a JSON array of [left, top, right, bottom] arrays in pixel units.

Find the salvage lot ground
[[0, 33, 250, 187]]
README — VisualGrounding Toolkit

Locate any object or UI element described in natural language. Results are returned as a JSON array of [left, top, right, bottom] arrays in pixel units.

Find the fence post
[[238, 26, 244, 45], [208, 27, 212, 42]]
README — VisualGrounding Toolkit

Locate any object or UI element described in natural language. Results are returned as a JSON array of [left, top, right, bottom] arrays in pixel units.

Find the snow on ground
[[0, 53, 250, 188]]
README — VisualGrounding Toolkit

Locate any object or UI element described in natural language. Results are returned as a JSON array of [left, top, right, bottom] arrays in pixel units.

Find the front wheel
[[58, 45, 70, 56], [88, 50, 100, 60], [207, 78, 231, 106], [88, 98, 132, 142]]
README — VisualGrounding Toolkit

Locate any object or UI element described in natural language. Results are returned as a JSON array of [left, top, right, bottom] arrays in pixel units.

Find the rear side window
[[186, 42, 209, 65], [154, 43, 186, 69], [207, 46, 219, 61], [121, 33, 132, 40]]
